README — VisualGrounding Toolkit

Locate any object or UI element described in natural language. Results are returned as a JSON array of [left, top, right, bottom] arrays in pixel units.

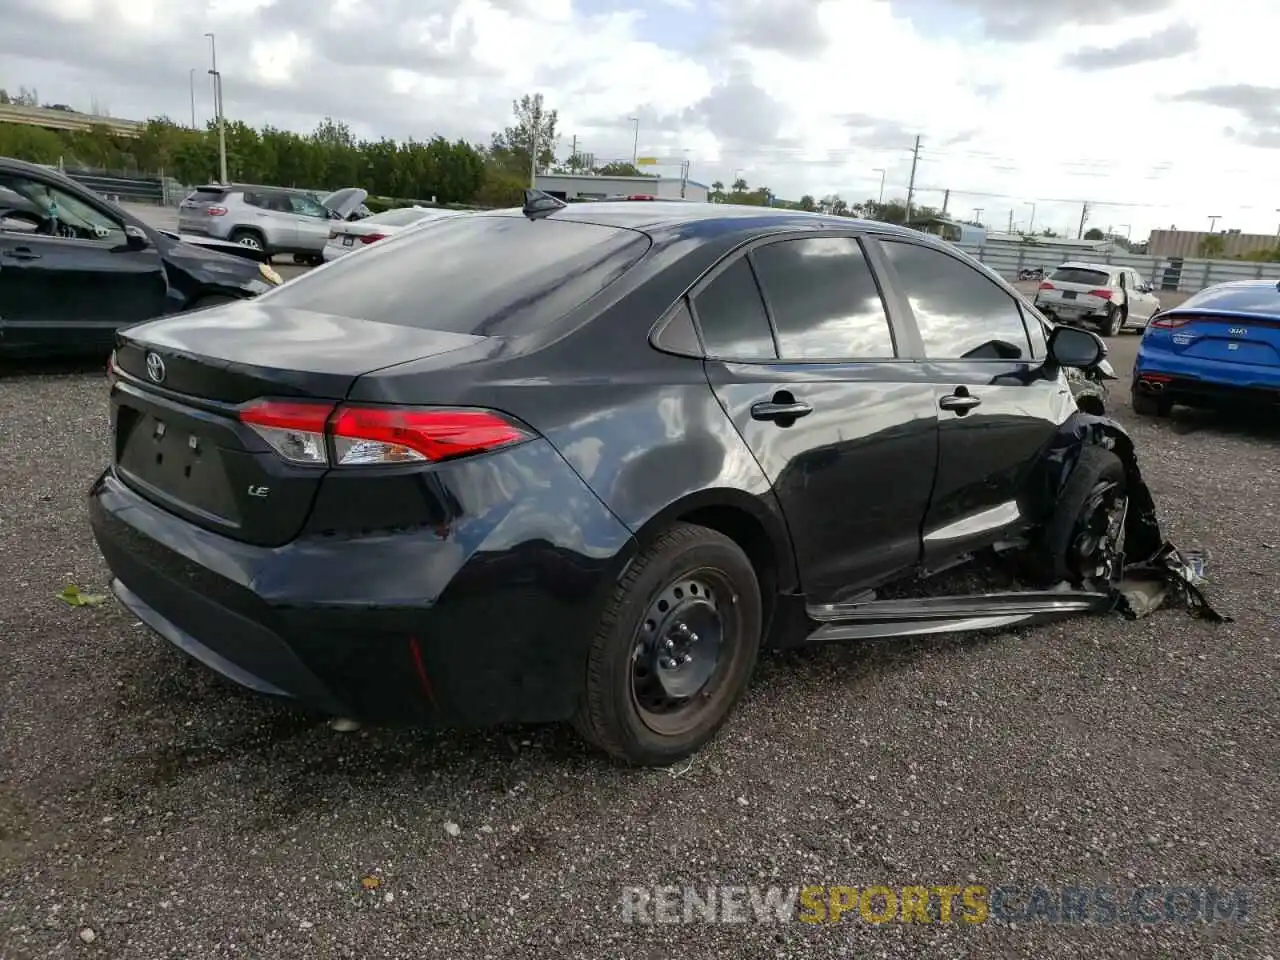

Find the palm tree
[[731, 177, 748, 193]]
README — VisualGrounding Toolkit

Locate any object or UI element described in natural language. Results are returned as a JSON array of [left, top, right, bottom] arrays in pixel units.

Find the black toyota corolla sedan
[[0, 157, 282, 358], [90, 194, 1136, 766]]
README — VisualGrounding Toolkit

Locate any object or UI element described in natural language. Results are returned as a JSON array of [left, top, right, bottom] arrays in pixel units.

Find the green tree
[[1198, 234, 1226, 257], [798, 194, 816, 212], [595, 160, 649, 178], [730, 177, 748, 193], [489, 93, 559, 177], [1083, 227, 1106, 240]]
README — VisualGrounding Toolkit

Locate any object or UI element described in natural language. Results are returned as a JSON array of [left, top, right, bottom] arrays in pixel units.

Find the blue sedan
[[1132, 279, 1280, 416]]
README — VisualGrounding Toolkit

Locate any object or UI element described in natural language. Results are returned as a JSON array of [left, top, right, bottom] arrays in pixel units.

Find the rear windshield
[[365, 207, 440, 227], [261, 214, 651, 336], [1049, 267, 1111, 286], [186, 187, 227, 202]]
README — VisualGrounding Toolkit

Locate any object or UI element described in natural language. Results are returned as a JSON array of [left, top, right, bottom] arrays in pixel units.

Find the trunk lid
[[1038, 266, 1116, 311], [110, 303, 490, 546], [1153, 310, 1280, 366], [177, 185, 229, 235]]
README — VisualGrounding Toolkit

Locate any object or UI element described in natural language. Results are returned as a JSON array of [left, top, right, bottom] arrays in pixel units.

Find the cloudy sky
[[3, 0, 1278, 240]]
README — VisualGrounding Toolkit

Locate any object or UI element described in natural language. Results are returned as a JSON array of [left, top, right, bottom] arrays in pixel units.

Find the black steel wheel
[[574, 523, 761, 766], [1029, 446, 1129, 586]]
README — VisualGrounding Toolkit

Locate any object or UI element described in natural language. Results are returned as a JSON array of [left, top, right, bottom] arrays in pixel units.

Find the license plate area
[[342, 236, 353, 246], [116, 404, 242, 525], [1062, 291, 1077, 300]]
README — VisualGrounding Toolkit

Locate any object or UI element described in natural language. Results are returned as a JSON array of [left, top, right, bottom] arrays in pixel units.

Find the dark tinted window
[[1049, 267, 1111, 286], [881, 241, 1031, 360], [693, 257, 776, 359], [653, 301, 701, 355], [750, 237, 894, 359], [261, 215, 650, 336]]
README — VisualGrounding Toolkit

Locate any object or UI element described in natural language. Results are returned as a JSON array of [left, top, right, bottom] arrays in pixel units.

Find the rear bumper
[[1134, 344, 1280, 404], [88, 439, 637, 727]]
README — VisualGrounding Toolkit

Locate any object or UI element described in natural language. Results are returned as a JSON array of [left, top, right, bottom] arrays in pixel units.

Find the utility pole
[[1007, 209, 1014, 233], [570, 134, 577, 171], [1027, 202, 1037, 234], [904, 135, 921, 225], [973, 207, 983, 224], [1208, 215, 1220, 233], [873, 167, 886, 205], [188, 68, 196, 129], [941, 188, 950, 216], [204, 33, 227, 184], [1077, 201, 1090, 239], [629, 117, 639, 166]]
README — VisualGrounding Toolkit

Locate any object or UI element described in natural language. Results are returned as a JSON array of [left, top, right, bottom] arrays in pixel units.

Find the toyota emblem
[[145, 352, 166, 383]]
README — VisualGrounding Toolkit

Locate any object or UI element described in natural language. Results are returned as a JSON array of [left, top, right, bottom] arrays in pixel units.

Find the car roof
[[1169, 279, 1280, 317], [478, 200, 928, 240], [1055, 261, 1117, 272]]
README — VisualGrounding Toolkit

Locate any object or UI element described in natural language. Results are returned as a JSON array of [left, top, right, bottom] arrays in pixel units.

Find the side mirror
[[1047, 324, 1105, 369], [124, 224, 150, 250]]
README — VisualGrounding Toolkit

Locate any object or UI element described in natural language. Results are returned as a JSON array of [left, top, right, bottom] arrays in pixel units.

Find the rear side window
[[260, 215, 650, 337], [750, 237, 895, 359], [693, 257, 777, 360], [1049, 267, 1111, 286]]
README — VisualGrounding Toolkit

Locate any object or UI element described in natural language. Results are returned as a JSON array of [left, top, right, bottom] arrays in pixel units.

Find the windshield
[[259, 214, 650, 337]]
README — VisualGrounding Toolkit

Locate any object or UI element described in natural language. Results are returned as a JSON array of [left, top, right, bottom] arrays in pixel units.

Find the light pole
[[973, 207, 983, 224], [1026, 201, 1036, 234], [1208, 214, 1221, 233], [628, 117, 639, 166], [1274, 208, 1279, 241], [873, 167, 885, 205], [204, 32, 228, 184], [188, 68, 196, 129]]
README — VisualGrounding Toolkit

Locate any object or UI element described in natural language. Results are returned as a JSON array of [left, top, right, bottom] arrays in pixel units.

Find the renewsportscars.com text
[[620, 884, 1250, 925]]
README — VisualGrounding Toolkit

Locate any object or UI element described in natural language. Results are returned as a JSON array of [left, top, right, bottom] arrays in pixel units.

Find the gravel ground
[[1, 341, 1276, 959]]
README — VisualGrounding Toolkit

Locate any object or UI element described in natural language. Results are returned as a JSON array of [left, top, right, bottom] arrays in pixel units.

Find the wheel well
[[1075, 393, 1105, 415], [675, 504, 780, 627], [229, 226, 264, 240]]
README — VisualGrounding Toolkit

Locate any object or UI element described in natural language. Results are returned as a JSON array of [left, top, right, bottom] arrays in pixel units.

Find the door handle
[[2, 247, 40, 261], [751, 400, 813, 422], [939, 392, 982, 413]]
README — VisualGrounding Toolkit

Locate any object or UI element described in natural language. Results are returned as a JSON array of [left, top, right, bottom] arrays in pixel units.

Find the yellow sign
[[636, 157, 660, 166]]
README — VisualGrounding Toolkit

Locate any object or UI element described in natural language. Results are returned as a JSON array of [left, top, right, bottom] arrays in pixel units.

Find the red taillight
[[625, 194, 656, 200], [1150, 315, 1192, 328], [329, 406, 530, 465], [1038, 281, 1054, 291], [359, 233, 386, 244], [237, 401, 531, 467], [206, 206, 228, 216], [239, 400, 334, 465], [1087, 289, 1113, 300]]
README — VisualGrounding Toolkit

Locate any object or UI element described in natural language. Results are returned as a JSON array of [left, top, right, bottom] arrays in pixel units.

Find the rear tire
[[228, 229, 267, 254], [1102, 305, 1124, 337], [1131, 388, 1172, 417], [573, 523, 762, 767], [1029, 446, 1129, 586]]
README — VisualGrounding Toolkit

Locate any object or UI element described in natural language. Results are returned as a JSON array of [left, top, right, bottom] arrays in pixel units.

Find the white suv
[[1032, 261, 1160, 336]]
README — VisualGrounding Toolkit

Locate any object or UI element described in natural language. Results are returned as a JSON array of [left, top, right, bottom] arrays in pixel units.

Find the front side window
[[750, 236, 895, 360], [289, 194, 328, 218], [0, 173, 124, 243], [880, 240, 1032, 361]]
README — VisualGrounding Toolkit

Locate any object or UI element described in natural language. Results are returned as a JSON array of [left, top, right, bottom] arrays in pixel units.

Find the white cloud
[[4, 0, 1280, 239]]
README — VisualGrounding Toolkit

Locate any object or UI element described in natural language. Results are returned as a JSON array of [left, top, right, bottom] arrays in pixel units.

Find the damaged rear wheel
[[1031, 446, 1129, 586]]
